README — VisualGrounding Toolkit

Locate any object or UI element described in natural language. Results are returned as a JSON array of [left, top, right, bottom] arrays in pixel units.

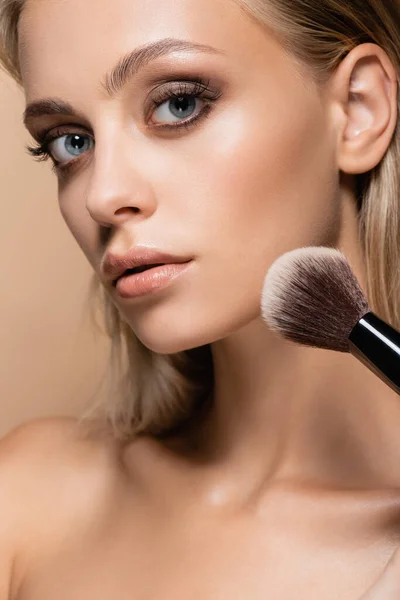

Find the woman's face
[[19, 0, 341, 353]]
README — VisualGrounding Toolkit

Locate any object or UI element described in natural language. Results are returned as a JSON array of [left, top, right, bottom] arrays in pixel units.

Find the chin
[[123, 293, 262, 354], [130, 316, 225, 354], [135, 331, 215, 355], [132, 314, 258, 356]]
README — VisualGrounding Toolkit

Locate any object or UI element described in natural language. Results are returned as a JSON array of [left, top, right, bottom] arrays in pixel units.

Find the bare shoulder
[[0, 416, 123, 594], [0, 415, 85, 458], [0, 413, 121, 521], [0, 415, 119, 481]]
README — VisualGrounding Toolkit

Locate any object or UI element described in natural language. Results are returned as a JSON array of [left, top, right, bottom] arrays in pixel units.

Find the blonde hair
[[1, 0, 400, 441]]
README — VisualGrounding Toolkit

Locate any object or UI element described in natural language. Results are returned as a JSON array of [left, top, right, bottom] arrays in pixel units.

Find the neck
[[197, 325, 400, 489], [170, 187, 400, 502]]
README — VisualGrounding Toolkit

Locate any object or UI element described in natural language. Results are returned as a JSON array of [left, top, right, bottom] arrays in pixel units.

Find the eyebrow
[[22, 37, 225, 126]]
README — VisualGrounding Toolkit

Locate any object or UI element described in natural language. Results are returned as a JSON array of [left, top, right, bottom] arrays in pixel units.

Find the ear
[[329, 43, 398, 174]]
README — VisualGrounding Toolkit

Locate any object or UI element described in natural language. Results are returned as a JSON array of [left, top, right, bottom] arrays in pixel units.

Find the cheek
[[192, 99, 340, 268], [58, 192, 99, 266]]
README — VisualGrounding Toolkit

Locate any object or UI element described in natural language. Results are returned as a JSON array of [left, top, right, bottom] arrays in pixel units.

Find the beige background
[[0, 70, 110, 438]]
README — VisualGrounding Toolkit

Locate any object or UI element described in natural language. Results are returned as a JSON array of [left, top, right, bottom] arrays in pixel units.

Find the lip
[[102, 246, 193, 285], [115, 261, 193, 299]]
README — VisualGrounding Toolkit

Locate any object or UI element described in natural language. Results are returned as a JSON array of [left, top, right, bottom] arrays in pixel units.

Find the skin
[[2, 0, 400, 597]]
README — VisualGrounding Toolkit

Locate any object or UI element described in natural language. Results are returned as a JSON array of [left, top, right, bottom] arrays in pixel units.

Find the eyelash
[[25, 78, 222, 176]]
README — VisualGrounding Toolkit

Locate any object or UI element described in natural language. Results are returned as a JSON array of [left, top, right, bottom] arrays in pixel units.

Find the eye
[[48, 133, 94, 163], [146, 79, 222, 130], [152, 95, 201, 124]]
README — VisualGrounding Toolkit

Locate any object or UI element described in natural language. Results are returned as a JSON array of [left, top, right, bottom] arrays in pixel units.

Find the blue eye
[[25, 131, 94, 175], [49, 134, 94, 162], [148, 79, 221, 131], [153, 96, 199, 123]]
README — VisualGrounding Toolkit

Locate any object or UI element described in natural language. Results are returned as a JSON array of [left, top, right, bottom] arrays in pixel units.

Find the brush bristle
[[261, 246, 370, 352]]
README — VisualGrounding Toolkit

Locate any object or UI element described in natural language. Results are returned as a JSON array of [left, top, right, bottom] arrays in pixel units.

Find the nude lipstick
[[102, 246, 193, 300]]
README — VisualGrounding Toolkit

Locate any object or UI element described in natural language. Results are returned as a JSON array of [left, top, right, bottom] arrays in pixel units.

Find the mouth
[[113, 263, 165, 285], [113, 260, 193, 299]]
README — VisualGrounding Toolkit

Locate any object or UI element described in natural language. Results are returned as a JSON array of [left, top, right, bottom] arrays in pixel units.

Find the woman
[[1, 0, 400, 596]]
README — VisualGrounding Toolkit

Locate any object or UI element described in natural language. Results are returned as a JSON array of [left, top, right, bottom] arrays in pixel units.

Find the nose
[[85, 134, 158, 228]]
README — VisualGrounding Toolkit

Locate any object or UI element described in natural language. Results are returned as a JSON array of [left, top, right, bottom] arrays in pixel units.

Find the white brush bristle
[[261, 246, 370, 352]]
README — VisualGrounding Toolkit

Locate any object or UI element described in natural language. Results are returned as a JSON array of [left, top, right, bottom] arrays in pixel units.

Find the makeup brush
[[260, 246, 400, 395]]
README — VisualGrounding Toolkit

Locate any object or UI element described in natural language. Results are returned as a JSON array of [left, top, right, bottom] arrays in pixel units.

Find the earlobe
[[335, 44, 398, 175]]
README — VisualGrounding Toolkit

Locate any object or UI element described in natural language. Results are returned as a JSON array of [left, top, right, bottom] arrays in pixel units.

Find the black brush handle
[[348, 312, 400, 395]]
